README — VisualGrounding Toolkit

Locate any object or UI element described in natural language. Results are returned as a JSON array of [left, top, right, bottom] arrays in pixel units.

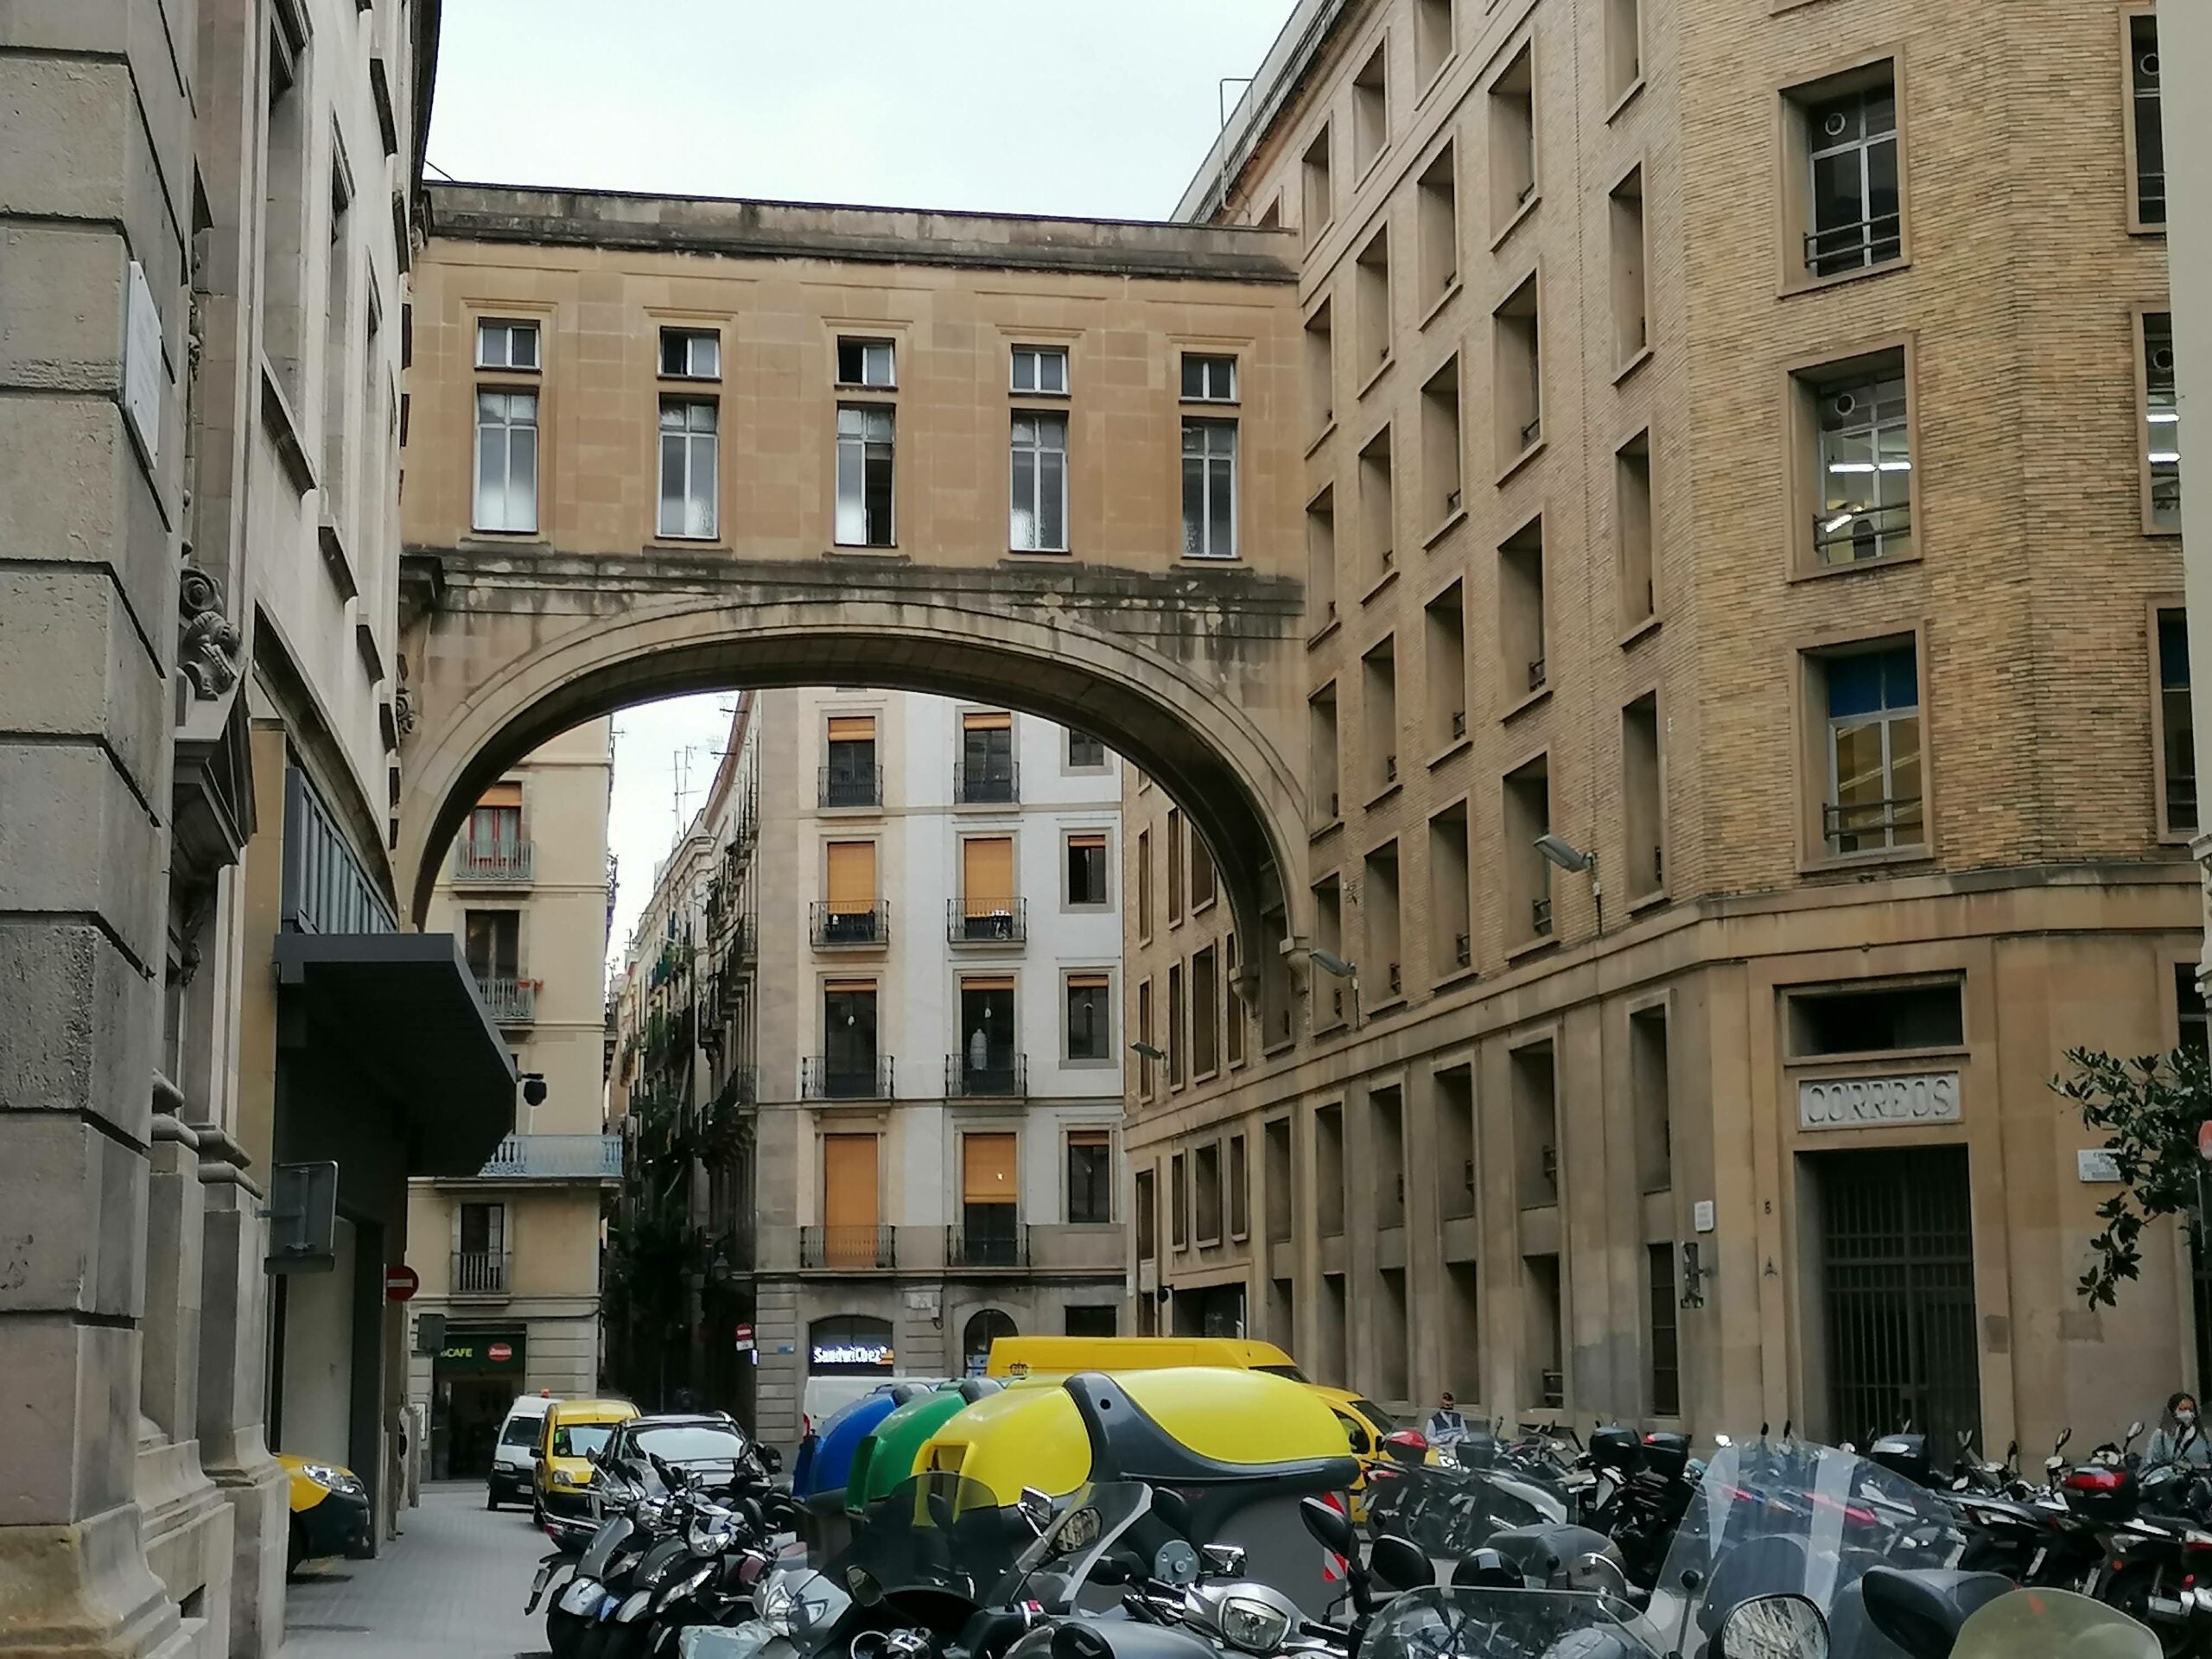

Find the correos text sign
[[1798, 1071, 1961, 1131]]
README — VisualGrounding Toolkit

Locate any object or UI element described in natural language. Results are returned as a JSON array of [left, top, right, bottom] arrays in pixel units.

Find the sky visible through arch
[[425, 0, 1294, 978]]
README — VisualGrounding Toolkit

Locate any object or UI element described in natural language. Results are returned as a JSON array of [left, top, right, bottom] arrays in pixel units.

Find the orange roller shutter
[[1066, 972, 1109, 989], [963, 837, 1014, 903], [826, 841, 876, 909], [478, 781, 524, 808], [962, 1133, 1017, 1203], [827, 716, 876, 741], [962, 711, 1013, 732], [823, 1135, 880, 1229], [963, 976, 1016, 993]]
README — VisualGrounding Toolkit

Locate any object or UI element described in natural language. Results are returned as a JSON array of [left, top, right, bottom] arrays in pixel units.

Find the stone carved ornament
[[178, 565, 242, 699]]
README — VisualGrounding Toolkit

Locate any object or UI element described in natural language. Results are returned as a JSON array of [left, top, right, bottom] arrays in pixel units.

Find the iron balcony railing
[[800, 1224, 897, 1269], [475, 976, 539, 1024], [819, 766, 883, 809], [452, 839, 535, 881], [812, 901, 888, 947], [946, 1223, 1027, 1269], [1814, 500, 1912, 563], [954, 762, 1020, 805], [802, 1056, 895, 1101], [474, 1133, 622, 1180], [2140, 170, 2167, 226], [451, 1249, 511, 1296], [948, 897, 1026, 945], [1804, 211, 1903, 276], [1540, 1368, 1565, 1410], [946, 1052, 1027, 1098], [1531, 896, 1554, 938], [1824, 795, 1924, 855]]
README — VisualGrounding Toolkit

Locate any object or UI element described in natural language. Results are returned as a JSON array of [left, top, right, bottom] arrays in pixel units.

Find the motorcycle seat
[[1860, 1566, 2015, 1655]]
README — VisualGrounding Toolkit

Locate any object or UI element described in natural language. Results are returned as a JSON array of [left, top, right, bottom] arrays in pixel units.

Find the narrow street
[[282, 1484, 549, 1659]]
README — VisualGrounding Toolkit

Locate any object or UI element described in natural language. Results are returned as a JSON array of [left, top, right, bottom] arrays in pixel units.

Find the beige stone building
[[1123, 0, 2196, 1449], [406, 719, 620, 1478]]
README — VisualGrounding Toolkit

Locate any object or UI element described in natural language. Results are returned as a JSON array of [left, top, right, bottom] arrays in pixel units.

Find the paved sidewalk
[[281, 1482, 552, 1658]]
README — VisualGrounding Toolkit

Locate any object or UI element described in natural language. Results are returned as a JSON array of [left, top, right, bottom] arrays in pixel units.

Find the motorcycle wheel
[[547, 1608, 586, 1659], [573, 1621, 613, 1659], [2107, 1567, 2206, 1659]]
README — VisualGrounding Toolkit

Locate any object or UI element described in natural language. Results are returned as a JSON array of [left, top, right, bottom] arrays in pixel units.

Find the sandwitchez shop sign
[[1797, 1071, 1961, 1132]]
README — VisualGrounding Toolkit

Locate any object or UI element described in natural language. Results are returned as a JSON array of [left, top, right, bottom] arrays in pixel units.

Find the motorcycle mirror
[[2128, 1421, 2146, 1441], [1369, 1535, 1433, 1593], [1715, 1434, 1733, 1449], [2056, 1428, 2074, 1452], [1018, 1486, 1055, 1532], [1298, 1496, 1357, 1560], [1716, 1592, 1830, 1659], [848, 1567, 884, 1608], [2046, 1455, 2066, 1473], [1199, 1543, 1248, 1579]]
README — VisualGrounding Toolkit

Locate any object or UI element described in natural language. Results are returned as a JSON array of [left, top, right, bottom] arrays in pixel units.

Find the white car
[[488, 1394, 556, 1510]]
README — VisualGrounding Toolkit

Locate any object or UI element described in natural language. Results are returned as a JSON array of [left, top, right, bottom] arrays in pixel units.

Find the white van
[[487, 1393, 556, 1510], [799, 1375, 936, 1439]]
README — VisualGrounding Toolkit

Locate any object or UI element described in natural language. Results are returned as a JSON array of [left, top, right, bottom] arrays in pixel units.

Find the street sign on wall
[[385, 1263, 421, 1302]]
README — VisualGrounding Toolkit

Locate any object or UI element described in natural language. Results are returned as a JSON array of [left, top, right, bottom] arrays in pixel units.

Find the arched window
[[808, 1314, 894, 1374], [962, 1309, 1018, 1376]]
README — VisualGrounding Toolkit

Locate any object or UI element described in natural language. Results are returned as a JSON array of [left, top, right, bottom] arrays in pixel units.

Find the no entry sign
[[385, 1263, 421, 1302]]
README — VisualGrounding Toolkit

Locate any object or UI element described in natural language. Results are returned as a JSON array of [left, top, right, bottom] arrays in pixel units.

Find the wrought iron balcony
[[800, 1224, 897, 1269], [948, 897, 1026, 945], [1531, 896, 1553, 938], [452, 839, 534, 882], [451, 1249, 511, 1296], [812, 901, 888, 948], [802, 1056, 894, 1101], [946, 1223, 1028, 1269], [474, 1133, 622, 1180], [954, 762, 1020, 805], [819, 766, 883, 810], [475, 976, 539, 1024], [946, 1052, 1026, 1098]]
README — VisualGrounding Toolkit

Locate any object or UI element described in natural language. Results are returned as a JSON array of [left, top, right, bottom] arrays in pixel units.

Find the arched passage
[[398, 563, 1310, 985]]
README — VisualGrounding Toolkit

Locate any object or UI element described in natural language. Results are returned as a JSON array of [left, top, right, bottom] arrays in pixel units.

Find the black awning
[[273, 931, 517, 1176]]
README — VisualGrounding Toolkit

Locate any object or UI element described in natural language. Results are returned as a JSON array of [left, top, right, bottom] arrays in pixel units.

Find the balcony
[[451, 1249, 511, 1297], [946, 1052, 1026, 1098], [954, 762, 1020, 806], [948, 897, 1026, 946], [800, 1224, 897, 1270], [946, 1223, 1028, 1269], [819, 766, 883, 810], [475, 976, 539, 1025], [812, 901, 888, 949], [1823, 796, 1924, 857], [1814, 500, 1912, 565], [1530, 897, 1553, 939], [802, 1056, 895, 1101], [474, 1133, 622, 1180], [452, 838, 534, 882]]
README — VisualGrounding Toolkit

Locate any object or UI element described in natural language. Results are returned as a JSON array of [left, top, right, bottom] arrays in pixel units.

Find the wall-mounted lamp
[[1535, 834, 1604, 933], [1680, 1240, 1713, 1309], [1128, 1040, 1166, 1063]]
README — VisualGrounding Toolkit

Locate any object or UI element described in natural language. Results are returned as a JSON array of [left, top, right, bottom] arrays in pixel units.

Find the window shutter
[[1067, 973, 1110, 990], [963, 1133, 1018, 1203], [963, 837, 1014, 903], [962, 710, 1013, 732], [963, 975, 1016, 994], [827, 716, 876, 741], [1068, 833, 1107, 851], [826, 842, 876, 909], [823, 1135, 880, 1229], [477, 781, 524, 808], [1067, 1130, 1110, 1148]]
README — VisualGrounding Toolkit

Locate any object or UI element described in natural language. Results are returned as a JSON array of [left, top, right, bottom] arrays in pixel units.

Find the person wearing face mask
[[2146, 1392, 2212, 1467]]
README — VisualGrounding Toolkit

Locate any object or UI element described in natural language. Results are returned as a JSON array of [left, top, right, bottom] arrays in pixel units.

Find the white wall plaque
[[1797, 1071, 1961, 1131], [2077, 1149, 2123, 1184], [124, 261, 163, 467], [1693, 1201, 1716, 1234]]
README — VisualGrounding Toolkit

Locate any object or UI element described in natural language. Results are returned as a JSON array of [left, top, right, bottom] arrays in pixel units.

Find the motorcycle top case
[[2059, 1462, 2140, 1525], [1866, 1433, 1931, 1489], [1587, 1426, 1642, 1475], [1638, 1433, 1691, 1481]]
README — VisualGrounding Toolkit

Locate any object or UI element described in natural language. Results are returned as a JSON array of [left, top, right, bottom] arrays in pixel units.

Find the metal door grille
[[1819, 1146, 1979, 1448]]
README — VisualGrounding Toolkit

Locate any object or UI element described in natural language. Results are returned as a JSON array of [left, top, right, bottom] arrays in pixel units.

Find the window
[[462, 909, 520, 982], [1012, 345, 1068, 393], [957, 979, 1017, 1094], [836, 337, 895, 387], [1192, 945, 1220, 1077], [1225, 935, 1246, 1066], [1066, 1130, 1111, 1223], [1609, 167, 1647, 365], [1170, 1152, 1189, 1248], [823, 842, 880, 941], [659, 327, 720, 379], [1357, 229, 1392, 372], [824, 715, 879, 808], [1190, 835, 1217, 912], [476, 319, 539, 371], [1010, 411, 1069, 551], [1487, 44, 1536, 236], [1503, 756, 1552, 944], [260, 33, 307, 401], [1820, 642, 1923, 856], [1499, 515, 1547, 699], [1630, 1003, 1672, 1193], [1227, 1133, 1249, 1237], [835, 405, 895, 546], [1649, 1244, 1680, 1416], [1425, 581, 1466, 753], [1605, 0, 1642, 103], [1808, 360, 1911, 564], [957, 836, 1015, 940], [1493, 274, 1541, 462], [1066, 974, 1111, 1063], [1422, 357, 1462, 527], [2130, 15, 2166, 227], [1302, 126, 1334, 243], [458, 1201, 506, 1282], [1181, 420, 1238, 559], [2145, 312, 2181, 531], [1065, 1305, 1118, 1337], [1305, 299, 1335, 435], [1309, 683, 1341, 824], [1436, 1065, 1475, 1221], [1510, 1039, 1559, 1207], [657, 399, 718, 539], [1363, 841, 1402, 1000], [1418, 144, 1459, 308], [1352, 42, 1389, 176], [1067, 730, 1106, 769], [1313, 879, 1345, 1031], [1362, 637, 1398, 798], [1428, 804, 1472, 979], [960, 1133, 1018, 1257], [2180, 965, 2207, 1061], [1787, 979, 1962, 1056], [474, 390, 539, 533], [1617, 432, 1654, 626], [1623, 693, 1663, 896], [1307, 486, 1338, 630], [1137, 830, 1153, 941], [1194, 1141, 1223, 1243], [1167, 808, 1185, 925], [1315, 1104, 1346, 1232], [1067, 833, 1110, 906], [1135, 1168, 1157, 1258], [1800, 76, 1900, 276], [462, 788, 523, 866], [1181, 353, 1238, 403], [2159, 608, 2197, 836], [1359, 425, 1395, 581], [959, 711, 1017, 804], [1138, 978, 1155, 1099], [1416, 0, 1454, 86], [321, 158, 355, 520], [1167, 963, 1185, 1088]]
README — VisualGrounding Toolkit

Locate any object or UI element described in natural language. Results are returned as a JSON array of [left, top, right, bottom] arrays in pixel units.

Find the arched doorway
[[963, 1308, 1018, 1377], [807, 1314, 895, 1376]]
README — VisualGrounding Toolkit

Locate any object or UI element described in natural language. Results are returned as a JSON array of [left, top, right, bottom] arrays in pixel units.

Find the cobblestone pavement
[[282, 1481, 553, 1658]]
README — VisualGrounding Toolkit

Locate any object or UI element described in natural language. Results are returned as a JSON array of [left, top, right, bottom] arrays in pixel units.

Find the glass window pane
[[661, 401, 685, 430], [696, 335, 719, 378], [836, 441, 864, 543], [1832, 719, 1886, 809], [690, 434, 717, 537], [838, 405, 865, 438], [1043, 350, 1066, 392], [1827, 654, 1883, 718], [659, 435, 684, 536], [1011, 448, 1036, 548], [1208, 455, 1235, 556], [1811, 150, 1860, 235], [864, 452, 894, 543], [511, 325, 537, 368], [509, 429, 537, 529], [1041, 448, 1065, 550], [1182, 458, 1205, 556], [477, 429, 504, 525], [1182, 356, 1205, 399]]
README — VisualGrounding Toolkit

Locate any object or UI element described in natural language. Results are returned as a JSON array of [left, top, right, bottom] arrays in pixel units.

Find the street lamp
[[1128, 1040, 1166, 1063], [1306, 948, 1360, 1030], [1534, 834, 1603, 932]]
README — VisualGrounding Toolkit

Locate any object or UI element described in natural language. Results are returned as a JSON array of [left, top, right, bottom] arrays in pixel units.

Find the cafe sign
[[1798, 1071, 1960, 1132], [436, 1333, 526, 1373]]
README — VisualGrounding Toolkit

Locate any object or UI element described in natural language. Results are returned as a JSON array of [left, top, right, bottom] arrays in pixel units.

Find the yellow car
[[277, 1452, 371, 1573], [1308, 1386, 1402, 1522], [532, 1396, 637, 1535]]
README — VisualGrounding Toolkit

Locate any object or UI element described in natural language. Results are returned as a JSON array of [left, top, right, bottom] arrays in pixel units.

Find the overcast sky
[[425, 2, 1292, 972]]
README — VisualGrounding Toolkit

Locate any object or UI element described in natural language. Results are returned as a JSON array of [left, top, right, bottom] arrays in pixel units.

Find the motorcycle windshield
[[1650, 1440, 1961, 1643], [1363, 1586, 1658, 1659], [835, 1473, 1016, 1604], [1366, 1458, 1570, 1554], [578, 1515, 633, 1580], [1952, 1587, 2158, 1656], [767, 1567, 853, 1654], [987, 1481, 1152, 1607]]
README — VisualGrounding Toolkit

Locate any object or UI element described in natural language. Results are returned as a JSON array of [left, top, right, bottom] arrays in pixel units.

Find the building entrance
[[1815, 1146, 1979, 1448], [430, 1328, 527, 1478]]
